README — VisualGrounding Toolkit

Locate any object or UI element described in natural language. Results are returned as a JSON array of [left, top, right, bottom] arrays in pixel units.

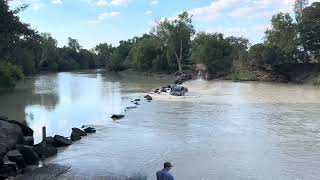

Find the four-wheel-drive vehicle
[[170, 85, 188, 96]]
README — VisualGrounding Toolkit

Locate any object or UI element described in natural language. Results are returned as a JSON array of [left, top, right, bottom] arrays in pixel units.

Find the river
[[1, 70, 320, 180]]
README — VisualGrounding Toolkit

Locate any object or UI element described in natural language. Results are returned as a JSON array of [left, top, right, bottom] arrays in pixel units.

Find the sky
[[9, 0, 317, 49]]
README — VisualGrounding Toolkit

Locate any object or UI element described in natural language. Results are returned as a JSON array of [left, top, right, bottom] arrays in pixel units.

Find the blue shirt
[[156, 169, 175, 180]]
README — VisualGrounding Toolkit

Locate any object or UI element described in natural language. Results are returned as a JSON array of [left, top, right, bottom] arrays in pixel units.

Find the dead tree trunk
[[174, 40, 183, 75]]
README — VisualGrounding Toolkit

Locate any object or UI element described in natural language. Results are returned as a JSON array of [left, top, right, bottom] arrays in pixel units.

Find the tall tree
[[190, 32, 233, 76], [67, 37, 81, 52], [95, 43, 115, 67], [265, 13, 298, 62], [0, 0, 40, 75], [154, 11, 195, 74], [131, 35, 166, 71], [294, 0, 309, 22], [37, 33, 58, 68], [295, 0, 309, 62], [301, 2, 320, 59]]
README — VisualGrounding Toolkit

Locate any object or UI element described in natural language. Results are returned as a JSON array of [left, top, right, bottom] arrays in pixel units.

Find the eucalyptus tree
[[153, 12, 195, 74]]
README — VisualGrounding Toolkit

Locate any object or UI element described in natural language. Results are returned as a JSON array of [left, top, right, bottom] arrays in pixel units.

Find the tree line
[[1, 0, 319, 88]]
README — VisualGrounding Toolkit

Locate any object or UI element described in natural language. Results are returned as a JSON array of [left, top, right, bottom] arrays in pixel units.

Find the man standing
[[156, 162, 175, 180]]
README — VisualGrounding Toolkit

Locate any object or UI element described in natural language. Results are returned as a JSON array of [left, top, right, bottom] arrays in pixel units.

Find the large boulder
[[144, 95, 152, 101], [72, 128, 87, 136], [44, 136, 55, 146], [16, 145, 39, 165], [0, 116, 8, 120], [0, 160, 18, 178], [111, 114, 125, 120], [84, 127, 96, 133], [3, 119, 33, 136], [70, 132, 81, 141], [6, 150, 26, 169], [0, 143, 8, 160], [33, 141, 57, 158], [54, 135, 72, 147], [0, 120, 24, 153], [0, 155, 3, 166], [23, 136, 34, 146]]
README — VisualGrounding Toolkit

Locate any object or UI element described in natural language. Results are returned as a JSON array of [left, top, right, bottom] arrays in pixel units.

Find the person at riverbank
[[156, 162, 175, 180]]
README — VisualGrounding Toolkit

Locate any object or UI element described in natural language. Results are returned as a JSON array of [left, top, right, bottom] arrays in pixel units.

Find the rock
[[72, 128, 87, 136], [53, 135, 72, 147], [6, 150, 26, 169], [111, 114, 125, 120], [23, 136, 34, 146], [161, 87, 167, 92], [84, 127, 96, 133], [2, 119, 33, 136], [0, 143, 8, 159], [134, 99, 140, 101], [0, 156, 3, 167], [0, 116, 8, 120], [33, 141, 57, 158], [144, 95, 152, 101], [154, 88, 160, 93], [70, 132, 81, 141], [0, 120, 24, 153], [133, 102, 140, 105], [43, 136, 55, 146], [126, 106, 137, 110], [16, 145, 39, 165], [0, 160, 18, 178], [174, 74, 192, 85]]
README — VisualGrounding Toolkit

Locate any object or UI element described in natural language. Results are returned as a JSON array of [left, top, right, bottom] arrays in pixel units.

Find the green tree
[[37, 33, 59, 71], [265, 13, 298, 62], [131, 35, 167, 71], [154, 11, 195, 74], [67, 37, 81, 52], [294, 0, 309, 21], [295, 0, 309, 61], [226, 36, 250, 70], [248, 43, 286, 71], [0, 61, 24, 88], [95, 43, 115, 67], [190, 32, 233, 76], [0, 0, 38, 75], [301, 2, 320, 59]]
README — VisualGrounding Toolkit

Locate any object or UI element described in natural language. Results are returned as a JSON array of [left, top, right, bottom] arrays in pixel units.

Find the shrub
[[0, 62, 24, 88], [231, 71, 257, 82]]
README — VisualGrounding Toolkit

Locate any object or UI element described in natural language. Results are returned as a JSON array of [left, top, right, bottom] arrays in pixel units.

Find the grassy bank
[[230, 71, 257, 82]]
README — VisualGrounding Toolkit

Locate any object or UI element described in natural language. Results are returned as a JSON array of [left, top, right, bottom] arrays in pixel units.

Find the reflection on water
[[1, 70, 320, 179]]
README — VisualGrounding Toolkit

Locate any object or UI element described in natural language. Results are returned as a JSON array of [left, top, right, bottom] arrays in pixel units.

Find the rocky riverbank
[[0, 116, 96, 179]]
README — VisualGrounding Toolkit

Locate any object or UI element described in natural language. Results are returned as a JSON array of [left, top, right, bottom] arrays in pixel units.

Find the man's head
[[163, 162, 173, 171]]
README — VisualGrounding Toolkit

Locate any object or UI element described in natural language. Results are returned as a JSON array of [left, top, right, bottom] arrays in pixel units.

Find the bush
[[231, 71, 257, 82], [0, 62, 24, 88]]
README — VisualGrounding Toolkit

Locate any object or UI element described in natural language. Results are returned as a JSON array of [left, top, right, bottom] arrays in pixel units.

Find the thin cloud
[[150, 0, 158, 5], [88, 0, 132, 7], [30, 0, 44, 11], [52, 0, 62, 5], [188, 0, 319, 22], [88, 11, 120, 24], [145, 10, 152, 15]]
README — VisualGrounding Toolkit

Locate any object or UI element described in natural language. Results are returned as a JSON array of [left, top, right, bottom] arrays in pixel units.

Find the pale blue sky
[[9, 0, 316, 49]]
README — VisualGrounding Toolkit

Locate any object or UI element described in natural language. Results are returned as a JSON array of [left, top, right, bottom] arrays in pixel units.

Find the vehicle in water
[[170, 85, 188, 96]]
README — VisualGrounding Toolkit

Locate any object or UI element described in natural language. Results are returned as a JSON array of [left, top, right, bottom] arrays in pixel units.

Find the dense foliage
[[0, 62, 24, 88], [1, 0, 320, 88]]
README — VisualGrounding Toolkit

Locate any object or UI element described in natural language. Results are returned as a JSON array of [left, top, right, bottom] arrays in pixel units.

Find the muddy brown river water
[[1, 70, 320, 180]]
